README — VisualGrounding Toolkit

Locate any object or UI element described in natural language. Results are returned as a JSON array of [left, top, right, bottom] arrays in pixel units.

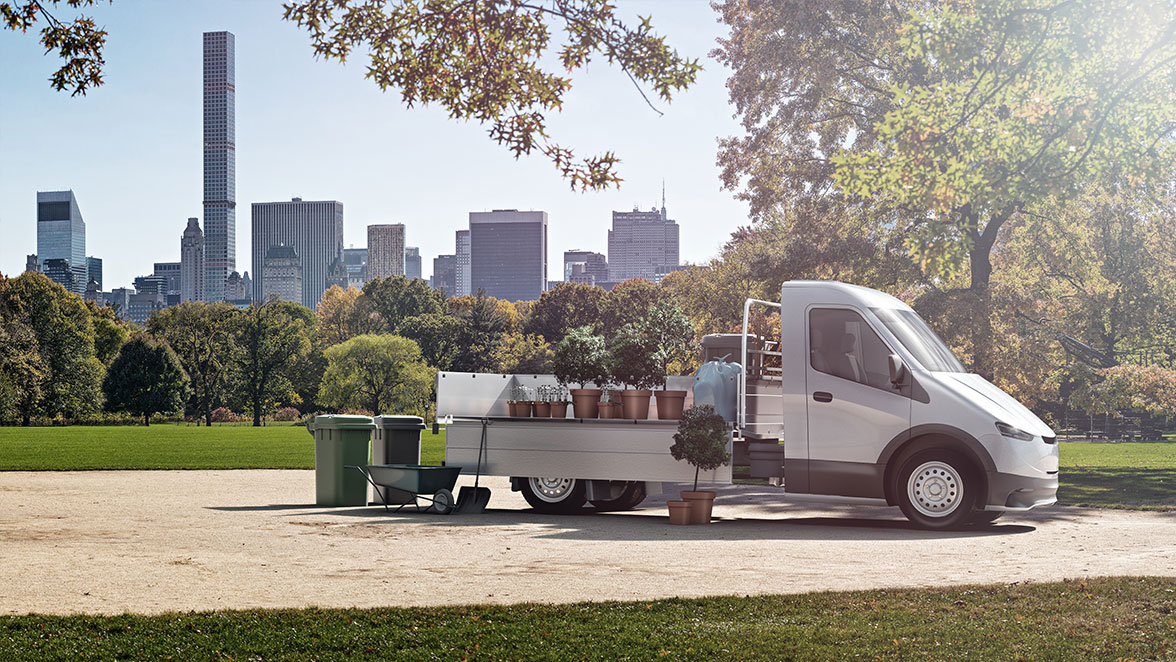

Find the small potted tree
[[643, 302, 696, 420], [669, 404, 731, 524], [609, 323, 662, 419], [553, 326, 609, 418]]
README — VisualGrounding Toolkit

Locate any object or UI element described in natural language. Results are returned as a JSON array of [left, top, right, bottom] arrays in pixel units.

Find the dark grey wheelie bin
[[371, 415, 426, 504], [310, 414, 376, 506]]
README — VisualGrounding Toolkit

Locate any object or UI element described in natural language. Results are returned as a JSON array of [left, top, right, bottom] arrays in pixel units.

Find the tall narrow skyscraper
[[251, 198, 344, 310], [405, 246, 422, 281], [367, 224, 406, 279], [36, 190, 86, 296], [607, 204, 679, 282], [455, 229, 471, 296], [181, 217, 204, 302], [202, 31, 236, 302]]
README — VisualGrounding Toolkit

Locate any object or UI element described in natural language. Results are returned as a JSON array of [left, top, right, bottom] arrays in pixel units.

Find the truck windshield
[[869, 308, 966, 373]]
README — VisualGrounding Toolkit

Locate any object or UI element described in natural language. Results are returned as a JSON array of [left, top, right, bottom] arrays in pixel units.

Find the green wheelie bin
[[310, 414, 376, 506]]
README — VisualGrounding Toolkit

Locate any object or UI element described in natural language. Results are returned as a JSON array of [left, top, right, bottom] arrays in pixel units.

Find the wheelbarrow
[[346, 464, 463, 514]]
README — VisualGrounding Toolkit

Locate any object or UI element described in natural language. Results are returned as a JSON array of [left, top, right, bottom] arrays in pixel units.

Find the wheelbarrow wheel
[[431, 488, 455, 514]]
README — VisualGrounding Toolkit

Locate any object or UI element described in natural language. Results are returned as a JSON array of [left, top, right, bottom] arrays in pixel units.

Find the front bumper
[[984, 471, 1058, 511]]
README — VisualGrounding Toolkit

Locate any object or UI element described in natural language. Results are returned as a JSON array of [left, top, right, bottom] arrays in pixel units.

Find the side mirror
[[888, 354, 907, 386]]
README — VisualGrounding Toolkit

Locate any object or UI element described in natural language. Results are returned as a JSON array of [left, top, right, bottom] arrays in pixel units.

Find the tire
[[590, 482, 647, 512], [519, 477, 587, 514], [430, 488, 455, 515], [968, 510, 1003, 526], [894, 450, 978, 530]]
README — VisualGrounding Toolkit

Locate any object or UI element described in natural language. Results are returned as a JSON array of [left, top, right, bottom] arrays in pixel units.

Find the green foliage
[[102, 334, 189, 425], [3, 271, 103, 423], [2, 579, 1176, 660], [148, 302, 240, 426], [551, 325, 609, 388], [608, 323, 661, 390], [315, 285, 377, 346], [641, 301, 696, 379], [282, 0, 699, 190], [524, 281, 605, 342], [492, 332, 554, 374], [398, 312, 466, 370], [1071, 364, 1176, 418], [671, 404, 731, 491], [600, 278, 670, 337], [234, 299, 315, 426], [90, 315, 127, 365], [1, 0, 108, 95], [318, 334, 435, 416], [449, 292, 511, 372], [0, 280, 45, 424], [361, 276, 445, 334]]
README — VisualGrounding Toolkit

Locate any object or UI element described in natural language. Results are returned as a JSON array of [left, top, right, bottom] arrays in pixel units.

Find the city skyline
[[0, 1, 747, 290]]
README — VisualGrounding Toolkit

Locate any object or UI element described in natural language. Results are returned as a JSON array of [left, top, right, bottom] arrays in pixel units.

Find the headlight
[[996, 422, 1035, 441]]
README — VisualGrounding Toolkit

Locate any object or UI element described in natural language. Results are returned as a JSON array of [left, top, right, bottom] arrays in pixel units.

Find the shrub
[[671, 404, 732, 491], [210, 407, 239, 423], [273, 407, 301, 422]]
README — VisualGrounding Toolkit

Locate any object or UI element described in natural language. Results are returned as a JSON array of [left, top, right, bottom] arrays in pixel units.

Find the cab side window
[[809, 308, 892, 390]]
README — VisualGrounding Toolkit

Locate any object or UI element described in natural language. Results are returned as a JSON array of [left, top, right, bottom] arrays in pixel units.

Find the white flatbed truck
[[438, 281, 1059, 529]]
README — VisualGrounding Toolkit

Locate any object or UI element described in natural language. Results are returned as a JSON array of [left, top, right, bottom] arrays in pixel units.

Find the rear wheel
[[895, 450, 977, 530], [591, 482, 647, 512], [520, 477, 587, 514]]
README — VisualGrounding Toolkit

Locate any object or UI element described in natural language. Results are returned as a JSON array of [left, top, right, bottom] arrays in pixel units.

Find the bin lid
[[373, 415, 426, 430], [311, 414, 376, 430]]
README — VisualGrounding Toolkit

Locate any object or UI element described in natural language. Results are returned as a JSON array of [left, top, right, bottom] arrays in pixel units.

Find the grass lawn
[[1, 577, 1173, 660], [0, 425, 446, 470], [1058, 440, 1176, 510]]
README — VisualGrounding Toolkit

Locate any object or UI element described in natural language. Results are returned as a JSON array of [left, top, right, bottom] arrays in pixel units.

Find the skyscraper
[[86, 256, 103, 291], [202, 31, 236, 302], [181, 217, 204, 302], [367, 224, 405, 279], [36, 190, 86, 296], [607, 204, 679, 282], [432, 254, 457, 297], [563, 249, 608, 285], [405, 246, 422, 281], [250, 198, 343, 310], [343, 247, 368, 288], [153, 262, 182, 305], [261, 245, 303, 304], [455, 229, 471, 296], [469, 209, 547, 302]]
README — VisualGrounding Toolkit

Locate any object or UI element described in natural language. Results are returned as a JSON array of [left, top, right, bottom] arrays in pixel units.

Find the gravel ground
[[1, 470, 1173, 615]]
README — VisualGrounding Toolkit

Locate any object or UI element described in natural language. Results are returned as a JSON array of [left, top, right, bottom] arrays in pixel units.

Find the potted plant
[[597, 390, 621, 419], [553, 326, 609, 418], [643, 302, 696, 420], [549, 386, 570, 418], [533, 385, 552, 417], [507, 384, 527, 417], [669, 404, 731, 524], [609, 323, 662, 419]]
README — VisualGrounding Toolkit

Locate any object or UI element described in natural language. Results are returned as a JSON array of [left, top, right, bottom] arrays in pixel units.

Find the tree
[[608, 323, 661, 390], [316, 285, 377, 346], [641, 301, 696, 379], [600, 278, 669, 337], [102, 334, 189, 425], [715, 0, 1176, 376], [670, 404, 731, 493], [318, 334, 435, 416], [524, 281, 605, 342], [450, 291, 511, 372], [1, 0, 107, 95], [234, 299, 314, 426], [362, 276, 446, 334], [493, 332, 554, 374], [148, 302, 240, 426], [90, 315, 127, 366], [1070, 364, 1176, 419], [398, 312, 467, 370], [552, 325, 609, 389], [0, 278, 45, 425], [282, 0, 700, 190], [2, 271, 103, 422]]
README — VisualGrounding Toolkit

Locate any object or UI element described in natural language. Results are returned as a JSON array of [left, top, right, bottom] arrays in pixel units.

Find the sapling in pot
[[608, 323, 662, 419], [552, 326, 609, 418], [670, 404, 731, 523]]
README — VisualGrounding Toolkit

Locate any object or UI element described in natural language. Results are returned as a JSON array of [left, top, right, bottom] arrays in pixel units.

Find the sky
[[0, 0, 749, 289]]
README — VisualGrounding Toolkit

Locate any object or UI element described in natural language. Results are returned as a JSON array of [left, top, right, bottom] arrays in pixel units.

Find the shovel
[[455, 418, 492, 513]]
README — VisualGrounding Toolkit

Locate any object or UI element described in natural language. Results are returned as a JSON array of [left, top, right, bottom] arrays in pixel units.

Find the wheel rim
[[528, 477, 576, 503], [907, 461, 963, 518]]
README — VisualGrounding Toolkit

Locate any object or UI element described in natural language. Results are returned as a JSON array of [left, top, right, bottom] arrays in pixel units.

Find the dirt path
[[1, 470, 1173, 615]]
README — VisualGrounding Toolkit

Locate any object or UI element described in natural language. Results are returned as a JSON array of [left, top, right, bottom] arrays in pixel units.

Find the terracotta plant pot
[[620, 389, 652, 420], [654, 390, 688, 420], [667, 500, 692, 525], [570, 388, 602, 419], [680, 490, 717, 524], [549, 402, 569, 418], [598, 401, 620, 419], [508, 402, 524, 417], [533, 401, 551, 417], [522, 402, 536, 417]]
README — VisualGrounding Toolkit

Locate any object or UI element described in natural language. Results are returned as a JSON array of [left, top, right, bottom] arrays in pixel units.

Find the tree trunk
[[144, 413, 150, 426], [693, 465, 700, 493], [253, 403, 262, 427], [969, 242, 995, 381], [21, 412, 30, 427], [204, 409, 212, 427]]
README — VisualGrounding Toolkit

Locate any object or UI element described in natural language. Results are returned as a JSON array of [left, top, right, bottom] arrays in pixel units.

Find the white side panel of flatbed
[[445, 418, 733, 484]]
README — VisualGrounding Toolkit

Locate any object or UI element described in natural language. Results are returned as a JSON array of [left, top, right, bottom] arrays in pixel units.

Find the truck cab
[[740, 281, 1058, 528]]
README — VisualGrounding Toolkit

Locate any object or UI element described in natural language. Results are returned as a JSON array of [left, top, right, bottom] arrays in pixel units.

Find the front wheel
[[895, 450, 978, 530], [591, 482, 647, 512], [519, 477, 587, 514]]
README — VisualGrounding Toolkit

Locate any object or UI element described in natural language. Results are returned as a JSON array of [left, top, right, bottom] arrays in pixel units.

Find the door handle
[[812, 391, 833, 403]]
